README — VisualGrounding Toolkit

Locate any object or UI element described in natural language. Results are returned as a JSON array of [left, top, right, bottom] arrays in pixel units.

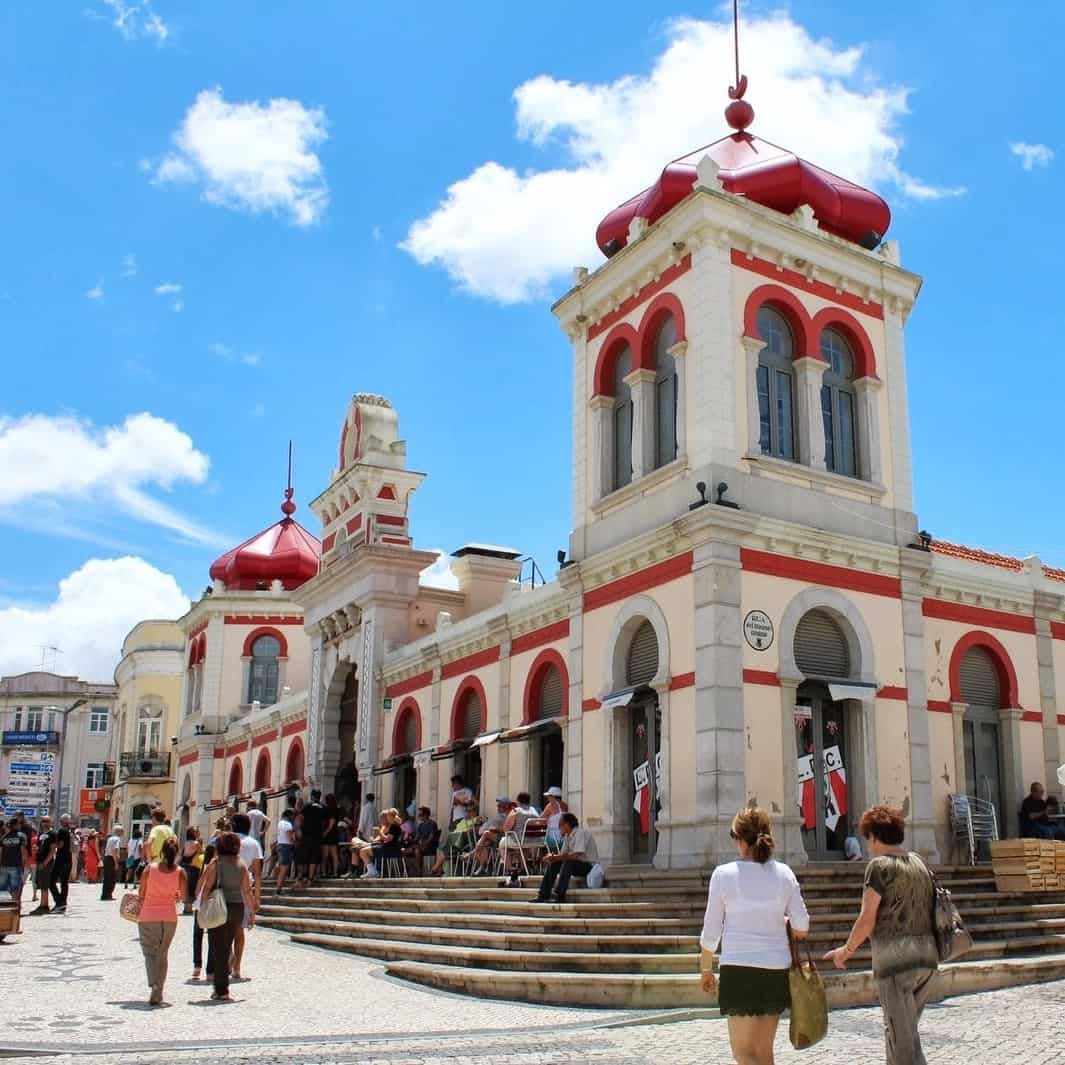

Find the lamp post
[[44, 699, 87, 818]]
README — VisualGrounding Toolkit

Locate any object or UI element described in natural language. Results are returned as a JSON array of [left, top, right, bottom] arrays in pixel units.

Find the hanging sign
[[633, 760, 652, 834], [742, 610, 774, 651], [796, 745, 848, 831]]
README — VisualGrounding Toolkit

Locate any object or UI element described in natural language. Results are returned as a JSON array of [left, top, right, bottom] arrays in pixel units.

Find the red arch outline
[[742, 284, 814, 359], [948, 631, 1019, 709], [521, 648, 570, 725], [392, 697, 423, 754], [228, 758, 244, 797], [592, 322, 640, 398], [284, 738, 304, 783], [637, 293, 687, 372], [810, 307, 878, 380], [450, 676, 488, 740], [254, 748, 271, 790], [242, 626, 288, 658]]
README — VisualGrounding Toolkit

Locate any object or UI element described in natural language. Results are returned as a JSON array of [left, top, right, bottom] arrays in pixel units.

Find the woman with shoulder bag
[[825, 805, 939, 1065], [136, 837, 186, 1006], [700, 807, 810, 1064], [196, 832, 255, 1001]]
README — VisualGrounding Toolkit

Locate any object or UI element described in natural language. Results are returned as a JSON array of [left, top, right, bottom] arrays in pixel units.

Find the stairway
[[256, 863, 1065, 1009]]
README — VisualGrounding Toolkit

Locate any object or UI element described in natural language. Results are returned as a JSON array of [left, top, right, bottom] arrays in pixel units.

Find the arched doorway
[[392, 701, 420, 815], [624, 620, 661, 863], [285, 739, 304, 785], [228, 759, 244, 799], [959, 645, 1006, 830], [793, 609, 854, 860], [335, 665, 360, 813], [524, 655, 566, 802], [448, 684, 484, 804]]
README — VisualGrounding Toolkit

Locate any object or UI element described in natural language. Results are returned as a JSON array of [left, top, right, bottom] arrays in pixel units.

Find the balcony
[[119, 751, 172, 780]]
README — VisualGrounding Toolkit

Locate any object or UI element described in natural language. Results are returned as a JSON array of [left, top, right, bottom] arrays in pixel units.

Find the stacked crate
[[991, 839, 1065, 891]]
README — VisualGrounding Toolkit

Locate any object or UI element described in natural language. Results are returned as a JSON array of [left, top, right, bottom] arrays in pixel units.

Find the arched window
[[396, 705, 420, 754], [285, 740, 304, 784], [626, 621, 660, 687], [960, 647, 1002, 709], [756, 306, 796, 461], [794, 610, 850, 678], [254, 749, 271, 790], [820, 328, 858, 477], [653, 316, 678, 469], [536, 664, 564, 720], [458, 688, 482, 739], [228, 759, 243, 797], [248, 634, 281, 706], [612, 344, 634, 491]]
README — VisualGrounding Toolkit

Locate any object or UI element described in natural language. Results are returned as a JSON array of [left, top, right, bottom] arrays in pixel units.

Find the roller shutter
[[626, 621, 660, 687], [538, 665, 563, 719], [959, 647, 1001, 708], [794, 609, 850, 678], [461, 692, 482, 738]]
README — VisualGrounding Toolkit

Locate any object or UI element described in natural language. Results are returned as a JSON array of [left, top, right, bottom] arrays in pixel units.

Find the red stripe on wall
[[380, 536, 411, 545], [441, 645, 501, 680], [1058, 714, 1065, 726], [178, 751, 199, 767], [877, 686, 908, 701], [345, 515, 363, 535], [743, 669, 781, 687], [280, 719, 306, 738], [385, 670, 433, 698], [587, 255, 692, 341], [1022, 710, 1044, 723], [322, 533, 336, 553], [252, 729, 278, 748], [224, 741, 249, 757], [583, 552, 694, 613], [582, 698, 602, 712], [740, 548, 902, 599], [212, 747, 225, 759], [927, 700, 953, 714], [1051, 623, 1065, 641], [511, 620, 570, 657], [730, 249, 884, 320], [223, 614, 304, 626], [669, 672, 695, 691], [376, 514, 405, 527], [921, 598, 1036, 635]]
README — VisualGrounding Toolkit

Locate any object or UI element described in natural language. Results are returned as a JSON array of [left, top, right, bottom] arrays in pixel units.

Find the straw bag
[[197, 888, 228, 930], [787, 924, 828, 1050], [118, 891, 141, 923]]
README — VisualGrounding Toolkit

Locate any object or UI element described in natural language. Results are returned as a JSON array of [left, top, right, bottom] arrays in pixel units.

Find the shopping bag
[[118, 891, 141, 923], [927, 861, 973, 962], [788, 925, 828, 1050], [196, 888, 228, 930]]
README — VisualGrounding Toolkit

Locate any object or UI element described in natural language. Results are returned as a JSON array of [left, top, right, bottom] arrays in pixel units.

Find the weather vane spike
[[281, 440, 296, 516], [725, 0, 754, 132]]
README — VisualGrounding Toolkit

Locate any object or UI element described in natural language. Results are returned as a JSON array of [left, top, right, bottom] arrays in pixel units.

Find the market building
[[171, 93, 1065, 869]]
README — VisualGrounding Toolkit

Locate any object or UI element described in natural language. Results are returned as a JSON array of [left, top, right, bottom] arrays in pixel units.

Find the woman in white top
[[700, 807, 810, 1064]]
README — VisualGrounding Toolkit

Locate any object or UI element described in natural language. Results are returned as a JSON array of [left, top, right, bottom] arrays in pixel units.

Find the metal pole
[[47, 699, 86, 820]]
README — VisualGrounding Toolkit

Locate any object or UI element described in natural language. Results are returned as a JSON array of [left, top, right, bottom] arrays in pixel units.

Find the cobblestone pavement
[[3, 882, 1065, 1064]]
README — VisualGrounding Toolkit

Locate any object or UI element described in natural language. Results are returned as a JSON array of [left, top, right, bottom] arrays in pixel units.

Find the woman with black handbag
[[825, 805, 939, 1064]]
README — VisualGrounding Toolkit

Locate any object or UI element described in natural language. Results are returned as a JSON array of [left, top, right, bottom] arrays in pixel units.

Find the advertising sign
[[80, 789, 108, 815], [2, 731, 59, 746]]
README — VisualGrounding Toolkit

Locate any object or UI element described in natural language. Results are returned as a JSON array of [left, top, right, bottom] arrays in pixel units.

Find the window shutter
[[794, 610, 850, 678], [959, 647, 1001, 708], [626, 621, 660, 687], [538, 666, 563, 719], [461, 692, 482, 737]]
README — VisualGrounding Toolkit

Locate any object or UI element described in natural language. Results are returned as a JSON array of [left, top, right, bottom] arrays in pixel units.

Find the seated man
[[1020, 782, 1056, 839], [534, 813, 601, 904], [472, 797, 512, 872], [430, 805, 480, 876], [1045, 795, 1065, 841], [407, 807, 439, 873]]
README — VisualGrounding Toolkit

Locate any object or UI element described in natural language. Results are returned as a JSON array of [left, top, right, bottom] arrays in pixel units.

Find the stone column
[[853, 377, 884, 485], [692, 539, 746, 866], [651, 681, 673, 870], [741, 336, 765, 456], [881, 300, 916, 516], [589, 396, 613, 504], [777, 677, 807, 866], [951, 702, 968, 796], [624, 367, 657, 479], [1034, 591, 1064, 795], [566, 605, 585, 818], [668, 340, 689, 459], [306, 634, 325, 786], [793, 356, 827, 470], [899, 559, 940, 859], [494, 635, 513, 803], [999, 708, 1025, 837]]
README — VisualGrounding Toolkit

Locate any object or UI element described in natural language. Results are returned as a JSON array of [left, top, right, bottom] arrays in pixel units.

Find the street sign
[[1, 731, 59, 745]]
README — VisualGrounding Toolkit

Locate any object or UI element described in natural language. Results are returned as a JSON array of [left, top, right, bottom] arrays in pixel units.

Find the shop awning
[[828, 682, 878, 703], [499, 719, 561, 744], [412, 748, 434, 769], [430, 738, 473, 762], [599, 687, 639, 712], [372, 754, 413, 777], [470, 730, 502, 749]]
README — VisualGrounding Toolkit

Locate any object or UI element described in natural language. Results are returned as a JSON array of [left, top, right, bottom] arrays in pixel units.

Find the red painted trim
[[377, 485, 397, 500], [188, 620, 208, 639], [587, 254, 691, 341], [1022, 710, 1044, 723], [810, 306, 879, 380], [224, 614, 303, 626], [385, 671, 433, 699], [732, 250, 884, 321], [450, 675, 488, 739], [441, 645, 500, 680], [521, 648, 570, 725], [254, 748, 271, 790], [741, 283, 815, 358], [582, 698, 602, 712], [511, 619, 570, 657], [376, 514, 405, 527], [637, 292, 687, 372], [669, 671, 696, 691], [877, 686, 908, 701], [591, 322, 640, 398], [252, 729, 278, 749], [212, 747, 225, 759], [1058, 714, 1065, 727], [743, 669, 781, 687], [947, 630, 1020, 708], [280, 718, 306, 738], [927, 700, 953, 714], [740, 548, 902, 598], [381, 536, 411, 545], [583, 551, 694, 613], [284, 737, 304, 783], [392, 697, 422, 755], [178, 751, 199, 767], [345, 514, 362, 535], [1053, 622, 1065, 641], [922, 599, 1035, 635], [322, 533, 336, 553], [228, 759, 244, 796], [241, 625, 289, 658], [224, 740, 250, 757]]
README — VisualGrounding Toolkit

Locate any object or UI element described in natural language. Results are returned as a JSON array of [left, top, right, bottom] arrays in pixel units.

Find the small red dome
[[596, 132, 891, 256], [209, 498, 321, 592]]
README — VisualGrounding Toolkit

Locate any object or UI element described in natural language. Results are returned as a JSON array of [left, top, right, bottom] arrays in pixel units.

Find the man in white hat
[[101, 824, 123, 901]]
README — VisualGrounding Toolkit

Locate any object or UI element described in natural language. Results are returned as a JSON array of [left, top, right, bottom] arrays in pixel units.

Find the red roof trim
[[511, 620, 570, 657], [587, 255, 691, 341], [741, 548, 902, 599], [583, 552, 694, 613], [385, 670, 433, 699], [281, 718, 306, 738], [923, 599, 1035, 636], [441, 645, 500, 680]]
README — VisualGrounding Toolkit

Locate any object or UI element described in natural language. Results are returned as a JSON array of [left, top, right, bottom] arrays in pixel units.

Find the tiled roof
[[930, 538, 1065, 583]]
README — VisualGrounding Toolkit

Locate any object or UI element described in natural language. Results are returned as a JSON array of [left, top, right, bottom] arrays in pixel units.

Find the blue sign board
[[1, 731, 59, 746]]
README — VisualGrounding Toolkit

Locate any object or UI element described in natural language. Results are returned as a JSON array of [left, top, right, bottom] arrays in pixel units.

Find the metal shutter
[[538, 665, 563, 719], [461, 692, 482, 737], [794, 609, 850, 678], [401, 711, 418, 753], [959, 647, 1001, 708], [626, 621, 659, 687]]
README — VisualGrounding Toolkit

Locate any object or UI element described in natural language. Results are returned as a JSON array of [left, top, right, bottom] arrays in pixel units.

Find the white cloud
[[0, 411, 223, 546], [121, 253, 137, 277], [0, 557, 189, 681], [149, 88, 329, 226], [419, 551, 460, 591], [1010, 141, 1054, 171], [403, 13, 964, 303], [86, 278, 104, 300], [154, 280, 183, 311], [210, 341, 261, 368], [93, 0, 170, 44]]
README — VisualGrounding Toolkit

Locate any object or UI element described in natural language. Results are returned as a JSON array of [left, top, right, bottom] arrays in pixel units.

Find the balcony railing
[[119, 751, 172, 780]]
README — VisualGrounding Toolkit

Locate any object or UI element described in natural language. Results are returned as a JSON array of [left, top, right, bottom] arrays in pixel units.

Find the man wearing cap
[[472, 797, 513, 872], [100, 824, 123, 901]]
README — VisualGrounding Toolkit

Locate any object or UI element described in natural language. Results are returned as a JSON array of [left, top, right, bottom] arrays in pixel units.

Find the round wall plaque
[[743, 610, 775, 651]]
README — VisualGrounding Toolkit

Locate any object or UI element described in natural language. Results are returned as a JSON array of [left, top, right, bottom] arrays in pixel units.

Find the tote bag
[[196, 888, 228, 930], [118, 891, 141, 923], [924, 860, 973, 962], [787, 924, 828, 1051]]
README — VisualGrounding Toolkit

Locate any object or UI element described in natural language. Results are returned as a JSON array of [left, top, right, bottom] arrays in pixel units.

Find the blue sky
[[1, 2, 1063, 680]]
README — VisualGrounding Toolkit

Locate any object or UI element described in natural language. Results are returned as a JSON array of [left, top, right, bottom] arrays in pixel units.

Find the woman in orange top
[[137, 837, 187, 1006], [84, 832, 101, 883]]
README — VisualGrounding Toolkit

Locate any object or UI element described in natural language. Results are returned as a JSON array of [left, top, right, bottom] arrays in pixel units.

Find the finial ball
[[725, 98, 754, 132]]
